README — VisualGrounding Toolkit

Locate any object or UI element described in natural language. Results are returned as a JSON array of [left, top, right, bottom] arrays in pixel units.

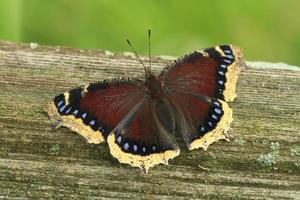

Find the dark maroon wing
[[107, 96, 180, 174], [165, 91, 232, 150], [160, 45, 243, 102], [160, 45, 243, 150], [45, 78, 144, 144]]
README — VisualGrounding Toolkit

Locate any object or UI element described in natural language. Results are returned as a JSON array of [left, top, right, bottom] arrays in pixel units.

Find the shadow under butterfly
[[45, 30, 244, 174]]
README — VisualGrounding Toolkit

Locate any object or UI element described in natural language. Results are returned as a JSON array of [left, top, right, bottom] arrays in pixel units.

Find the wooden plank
[[0, 40, 299, 199]]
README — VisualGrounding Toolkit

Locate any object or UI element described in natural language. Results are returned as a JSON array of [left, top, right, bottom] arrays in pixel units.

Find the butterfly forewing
[[160, 45, 242, 102], [45, 78, 144, 143]]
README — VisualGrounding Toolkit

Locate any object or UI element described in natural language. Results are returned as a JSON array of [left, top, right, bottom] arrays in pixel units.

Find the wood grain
[[0, 40, 299, 199]]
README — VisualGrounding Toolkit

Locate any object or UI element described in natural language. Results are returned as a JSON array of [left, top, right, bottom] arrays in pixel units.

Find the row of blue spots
[[199, 100, 223, 134], [56, 99, 105, 134], [217, 48, 234, 87], [115, 134, 159, 155]]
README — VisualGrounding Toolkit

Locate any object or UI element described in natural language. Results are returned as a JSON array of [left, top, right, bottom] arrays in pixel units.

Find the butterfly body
[[45, 45, 244, 173]]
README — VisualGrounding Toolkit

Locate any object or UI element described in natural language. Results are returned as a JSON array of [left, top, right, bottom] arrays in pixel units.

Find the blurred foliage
[[0, 0, 299, 65]]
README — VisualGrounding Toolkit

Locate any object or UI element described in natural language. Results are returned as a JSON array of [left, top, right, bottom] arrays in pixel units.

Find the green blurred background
[[0, 0, 299, 65]]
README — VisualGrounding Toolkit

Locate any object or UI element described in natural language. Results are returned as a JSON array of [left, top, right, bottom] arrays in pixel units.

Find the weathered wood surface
[[0, 40, 299, 200]]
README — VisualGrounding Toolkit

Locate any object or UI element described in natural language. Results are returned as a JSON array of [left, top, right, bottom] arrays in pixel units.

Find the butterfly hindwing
[[188, 99, 232, 150], [45, 78, 144, 144], [164, 90, 232, 150], [107, 96, 180, 174]]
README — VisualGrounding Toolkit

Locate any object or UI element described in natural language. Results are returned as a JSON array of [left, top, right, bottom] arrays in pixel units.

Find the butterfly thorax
[[144, 74, 164, 99]]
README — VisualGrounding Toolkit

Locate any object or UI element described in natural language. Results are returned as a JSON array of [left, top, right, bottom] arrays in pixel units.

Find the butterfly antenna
[[148, 29, 151, 72], [126, 39, 149, 76]]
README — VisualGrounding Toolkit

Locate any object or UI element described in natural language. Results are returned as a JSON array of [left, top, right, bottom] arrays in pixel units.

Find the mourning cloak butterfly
[[45, 33, 243, 174]]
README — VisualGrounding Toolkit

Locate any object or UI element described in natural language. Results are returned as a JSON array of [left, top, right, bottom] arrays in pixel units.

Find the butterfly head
[[144, 74, 164, 99]]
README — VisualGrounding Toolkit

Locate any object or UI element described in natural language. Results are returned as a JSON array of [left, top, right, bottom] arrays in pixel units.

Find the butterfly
[[45, 32, 243, 174]]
